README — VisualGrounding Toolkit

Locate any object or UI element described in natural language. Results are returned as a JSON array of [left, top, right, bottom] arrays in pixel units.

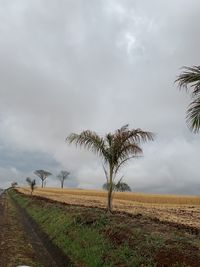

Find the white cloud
[[0, 0, 200, 193]]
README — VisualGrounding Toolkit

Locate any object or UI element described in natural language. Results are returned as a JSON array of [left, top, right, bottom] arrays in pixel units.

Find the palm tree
[[176, 66, 200, 133], [26, 177, 36, 195], [67, 124, 154, 212]]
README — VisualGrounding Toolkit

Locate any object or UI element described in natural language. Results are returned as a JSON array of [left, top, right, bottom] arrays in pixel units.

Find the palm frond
[[176, 65, 200, 133], [117, 124, 129, 133], [112, 129, 152, 166], [126, 129, 155, 143], [121, 143, 143, 156], [115, 127, 154, 144], [115, 175, 124, 184], [176, 66, 200, 96], [186, 97, 200, 133], [102, 163, 109, 183], [113, 156, 135, 178], [67, 130, 106, 158]]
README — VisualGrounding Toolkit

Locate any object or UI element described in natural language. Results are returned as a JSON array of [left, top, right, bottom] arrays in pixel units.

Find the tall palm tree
[[67, 124, 154, 212], [176, 66, 200, 133]]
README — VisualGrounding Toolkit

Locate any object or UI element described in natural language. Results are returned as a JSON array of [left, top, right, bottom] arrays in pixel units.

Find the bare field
[[17, 187, 200, 229]]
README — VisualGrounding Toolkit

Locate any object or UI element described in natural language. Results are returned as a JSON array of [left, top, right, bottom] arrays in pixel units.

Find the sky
[[0, 0, 200, 194]]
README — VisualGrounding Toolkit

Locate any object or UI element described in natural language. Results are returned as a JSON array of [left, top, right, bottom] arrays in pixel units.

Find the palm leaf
[[176, 66, 200, 96], [176, 65, 200, 132], [67, 131, 106, 158], [186, 97, 200, 133]]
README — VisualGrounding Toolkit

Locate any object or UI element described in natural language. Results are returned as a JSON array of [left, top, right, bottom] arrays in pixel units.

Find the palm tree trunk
[[107, 187, 112, 212], [107, 165, 113, 213]]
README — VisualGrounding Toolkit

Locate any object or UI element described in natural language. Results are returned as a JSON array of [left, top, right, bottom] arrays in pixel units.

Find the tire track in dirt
[[12, 196, 73, 267], [0, 193, 73, 267]]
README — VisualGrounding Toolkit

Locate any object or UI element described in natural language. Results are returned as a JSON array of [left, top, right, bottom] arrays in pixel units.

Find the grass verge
[[10, 189, 200, 267]]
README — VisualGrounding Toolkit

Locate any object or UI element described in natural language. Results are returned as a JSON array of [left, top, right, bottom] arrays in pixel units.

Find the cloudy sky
[[0, 0, 200, 194]]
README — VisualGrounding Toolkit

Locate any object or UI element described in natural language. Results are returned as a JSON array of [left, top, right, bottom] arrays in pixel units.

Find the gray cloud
[[0, 0, 200, 193]]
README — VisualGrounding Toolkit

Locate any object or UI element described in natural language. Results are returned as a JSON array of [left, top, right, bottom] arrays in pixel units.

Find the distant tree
[[102, 181, 131, 192], [11, 182, 18, 188], [57, 171, 70, 188], [26, 177, 36, 195], [34, 170, 52, 188], [67, 124, 154, 213], [176, 66, 200, 133], [102, 182, 114, 191], [115, 182, 131, 192]]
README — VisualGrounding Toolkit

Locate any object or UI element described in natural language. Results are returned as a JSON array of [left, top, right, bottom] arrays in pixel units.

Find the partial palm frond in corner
[[176, 65, 200, 133]]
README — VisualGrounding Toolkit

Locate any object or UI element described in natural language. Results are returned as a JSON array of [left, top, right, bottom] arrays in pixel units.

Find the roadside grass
[[10, 190, 200, 267]]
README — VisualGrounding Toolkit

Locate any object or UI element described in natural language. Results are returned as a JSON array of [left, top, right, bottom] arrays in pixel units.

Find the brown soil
[[103, 224, 134, 247], [155, 245, 200, 267], [103, 226, 200, 266], [0, 193, 72, 267]]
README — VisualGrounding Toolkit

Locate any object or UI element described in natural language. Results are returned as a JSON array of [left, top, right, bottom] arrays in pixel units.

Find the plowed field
[[17, 187, 200, 230]]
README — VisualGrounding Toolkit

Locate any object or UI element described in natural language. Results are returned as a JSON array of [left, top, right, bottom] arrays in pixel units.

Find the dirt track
[[0, 193, 72, 267]]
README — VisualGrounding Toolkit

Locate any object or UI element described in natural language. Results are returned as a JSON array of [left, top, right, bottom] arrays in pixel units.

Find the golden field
[[17, 187, 200, 229]]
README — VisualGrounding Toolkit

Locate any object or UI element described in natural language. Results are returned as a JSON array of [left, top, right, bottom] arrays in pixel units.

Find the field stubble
[[18, 187, 200, 229]]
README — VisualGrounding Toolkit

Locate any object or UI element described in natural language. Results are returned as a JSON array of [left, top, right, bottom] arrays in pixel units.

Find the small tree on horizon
[[26, 177, 36, 195], [34, 170, 52, 188], [57, 170, 70, 188], [11, 182, 18, 188], [115, 181, 131, 192], [103, 182, 114, 191], [102, 181, 132, 192], [67, 124, 154, 213]]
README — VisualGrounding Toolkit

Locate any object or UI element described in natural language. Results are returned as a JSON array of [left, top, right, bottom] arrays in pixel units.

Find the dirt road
[[0, 193, 71, 267]]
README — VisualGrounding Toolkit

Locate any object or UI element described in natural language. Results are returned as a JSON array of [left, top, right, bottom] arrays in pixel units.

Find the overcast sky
[[0, 0, 200, 194]]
